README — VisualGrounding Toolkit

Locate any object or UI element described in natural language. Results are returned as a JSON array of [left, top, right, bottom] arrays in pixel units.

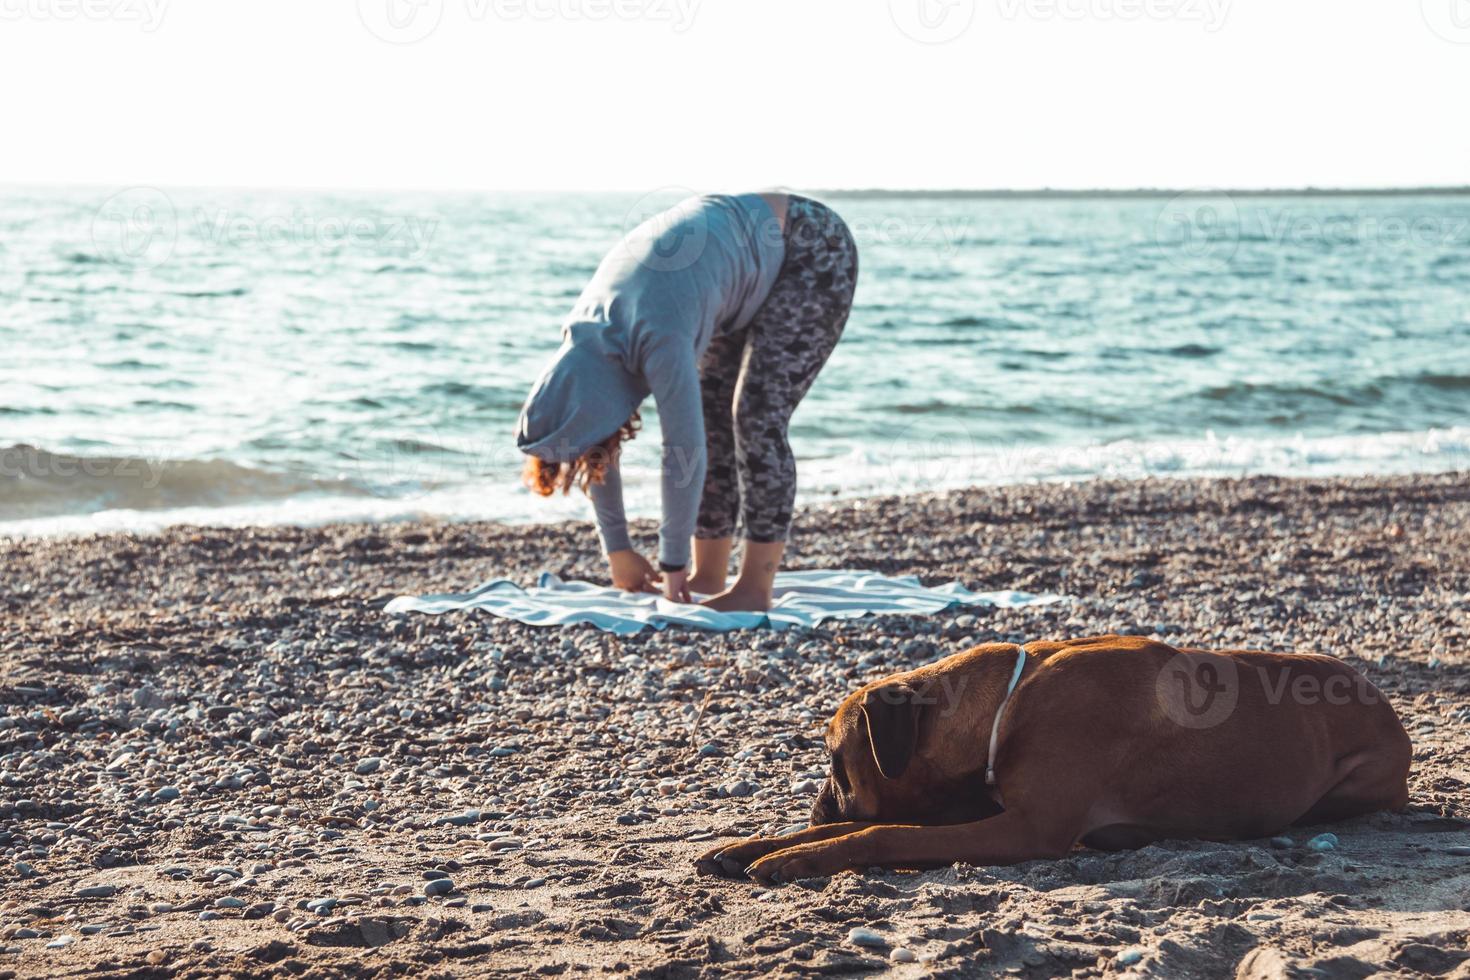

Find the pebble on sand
[[424, 878, 455, 897], [1117, 948, 1145, 965], [848, 927, 887, 948], [73, 885, 118, 899], [1306, 833, 1339, 852]]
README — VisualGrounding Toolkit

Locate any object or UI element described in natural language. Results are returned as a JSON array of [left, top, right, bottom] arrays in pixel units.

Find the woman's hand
[[608, 549, 660, 594], [661, 567, 691, 604]]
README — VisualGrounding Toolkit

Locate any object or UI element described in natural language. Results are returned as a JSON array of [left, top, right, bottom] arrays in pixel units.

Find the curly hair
[[522, 411, 641, 498]]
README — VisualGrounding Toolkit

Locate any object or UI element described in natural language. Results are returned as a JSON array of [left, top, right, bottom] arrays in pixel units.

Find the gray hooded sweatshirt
[[517, 193, 785, 568]]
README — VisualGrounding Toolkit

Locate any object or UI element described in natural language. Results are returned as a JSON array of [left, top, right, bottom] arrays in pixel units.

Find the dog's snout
[[810, 778, 841, 825]]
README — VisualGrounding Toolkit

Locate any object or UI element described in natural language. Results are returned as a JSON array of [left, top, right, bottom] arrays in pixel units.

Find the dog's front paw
[[746, 843, 851, 884], [694, 837, 790, 879]]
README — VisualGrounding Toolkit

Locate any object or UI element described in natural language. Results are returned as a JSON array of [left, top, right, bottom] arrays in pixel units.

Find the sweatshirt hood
[[516, 328, 646, 463]]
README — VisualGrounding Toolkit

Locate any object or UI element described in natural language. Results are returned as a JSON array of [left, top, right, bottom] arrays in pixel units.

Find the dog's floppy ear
[[861, 682, 924, 780]]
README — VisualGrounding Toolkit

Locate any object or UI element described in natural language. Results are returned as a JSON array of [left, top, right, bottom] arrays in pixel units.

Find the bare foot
[[686, 572, 726, 596], [699, 587, 772, 612]]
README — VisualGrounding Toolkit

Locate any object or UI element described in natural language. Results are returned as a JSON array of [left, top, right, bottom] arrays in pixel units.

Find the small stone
[[1306, 833, 1338, 852], [355, 757, 384, 775], [153, 786, 181, 802], [891, 947, 917, 962], [146, 949, 168, 965], [423, 878, 454, 897], [214, 897, 246, 909], [1117, 947, 1145, 965], [1446, 845, 1470, 856], [524, 877, 546, 889], [198, 911, 219, 921], [73, 885, 118, 899], [45, 935, 75, 949], [434, 810, 480, 827], [848, 927, 887, 948], [1269, 836, 1293, 849], [722, 780, 755, 798], [790, 779, 819, 794]]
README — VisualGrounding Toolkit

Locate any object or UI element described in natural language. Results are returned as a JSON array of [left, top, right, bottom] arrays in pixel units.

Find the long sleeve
[[587, 459, 634, 555], [644, 338, 706, 569]]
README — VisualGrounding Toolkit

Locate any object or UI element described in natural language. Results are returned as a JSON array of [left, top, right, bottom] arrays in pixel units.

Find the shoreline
[[2, 472, 1468, 976], [5, 426, 1469, 542]]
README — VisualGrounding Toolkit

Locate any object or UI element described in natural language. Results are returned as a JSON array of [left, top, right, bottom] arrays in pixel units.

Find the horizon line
[[3, 181, 1470, 198]]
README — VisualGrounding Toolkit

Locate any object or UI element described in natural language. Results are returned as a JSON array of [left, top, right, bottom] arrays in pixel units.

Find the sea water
[[2, 187, 1467, 535]]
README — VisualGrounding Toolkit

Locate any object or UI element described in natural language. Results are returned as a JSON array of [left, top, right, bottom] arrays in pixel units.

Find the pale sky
[[1, 0, 1466, 191]]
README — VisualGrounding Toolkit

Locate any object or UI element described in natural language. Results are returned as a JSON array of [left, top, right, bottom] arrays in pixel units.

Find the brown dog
[[696, 636, 1411, 883]]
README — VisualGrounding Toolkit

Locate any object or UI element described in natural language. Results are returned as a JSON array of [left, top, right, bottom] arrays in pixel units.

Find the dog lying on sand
[[697, 635, 1411, 883]]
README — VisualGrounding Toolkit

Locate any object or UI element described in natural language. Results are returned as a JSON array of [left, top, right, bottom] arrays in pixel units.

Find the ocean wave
[[172, 287, 250, 299], [797, 427, 1470, 499], [4, 428, 1465, 539], [0, 445, 372, 523]]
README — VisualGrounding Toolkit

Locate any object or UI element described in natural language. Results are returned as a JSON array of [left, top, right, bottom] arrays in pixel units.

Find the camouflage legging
[[695, 196, 859, 542]]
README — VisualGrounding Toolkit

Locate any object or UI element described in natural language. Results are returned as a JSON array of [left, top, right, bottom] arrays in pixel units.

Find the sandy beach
[[2, 473, 1468, 978]]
